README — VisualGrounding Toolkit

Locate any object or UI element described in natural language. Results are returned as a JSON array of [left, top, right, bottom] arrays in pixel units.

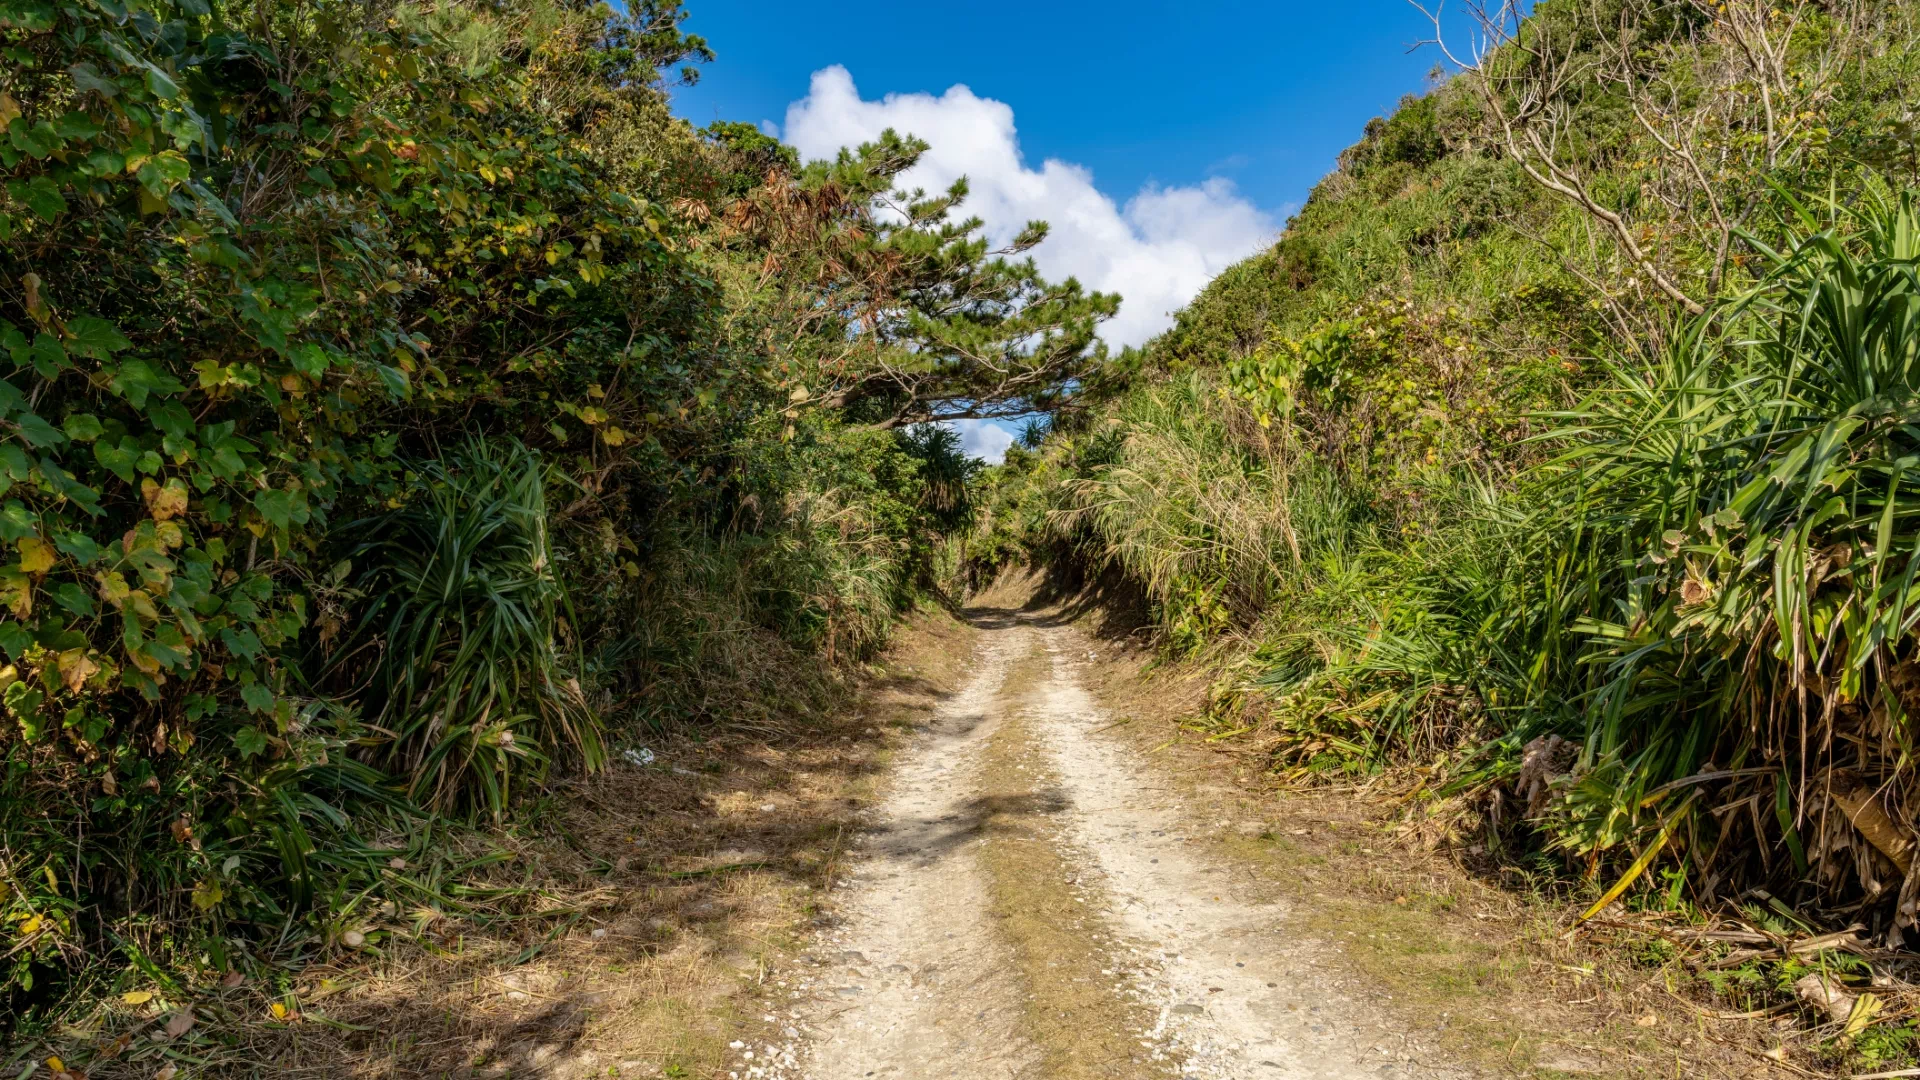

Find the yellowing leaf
[[16, 536, 54, 574], [121, 990, 155, 1005], [1845, 991, 1884, 1038], [0, 571, 32, 618], [128, 590, 160, 621], [57, 649, 99, 693], [19, 914, 42, 935], [143, 477, 189, 521], [0, 93, 20, 130], [578, 406, 608, 425], [97, 571, 131, 608], [600, 426, 629, 447]]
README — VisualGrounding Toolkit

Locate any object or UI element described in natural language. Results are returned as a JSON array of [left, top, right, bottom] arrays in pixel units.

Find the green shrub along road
[[973, 0, 1920, 943], [0, 0, 1095, 1030]]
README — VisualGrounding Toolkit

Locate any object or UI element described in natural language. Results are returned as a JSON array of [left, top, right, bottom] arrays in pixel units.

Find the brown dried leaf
[[57, 649, 99, 694]]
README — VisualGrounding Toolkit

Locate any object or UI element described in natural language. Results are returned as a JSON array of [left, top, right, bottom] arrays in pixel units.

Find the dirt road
[[750, 609, 1473, 1080]]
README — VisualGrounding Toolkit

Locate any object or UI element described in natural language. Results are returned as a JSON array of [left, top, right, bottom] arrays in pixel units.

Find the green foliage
[[1342, 94, 1448, 178], [0, 0, 1083, 1025], [324, 438, 600, 819], [974, 0, 1920, 933], [1053, 373, 1364, 645], [898, 423, 985, 534], [712, 127, 1118, 429]]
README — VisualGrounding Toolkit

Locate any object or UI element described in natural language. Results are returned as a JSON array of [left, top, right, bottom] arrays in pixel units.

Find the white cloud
[[782, 66, 1277, 350], [952, 419, 1016, 465]]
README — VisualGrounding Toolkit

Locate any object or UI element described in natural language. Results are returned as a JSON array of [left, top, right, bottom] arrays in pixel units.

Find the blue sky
[[667, 1, 1455, 458]]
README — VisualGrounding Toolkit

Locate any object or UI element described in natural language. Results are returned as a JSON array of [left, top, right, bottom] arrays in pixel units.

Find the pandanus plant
[[325, 438, 604, 819], [1522, 186, 1920, 912]]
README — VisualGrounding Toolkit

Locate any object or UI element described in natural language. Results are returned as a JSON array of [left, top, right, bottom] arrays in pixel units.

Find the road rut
[[762, 610, 1471, 1080]]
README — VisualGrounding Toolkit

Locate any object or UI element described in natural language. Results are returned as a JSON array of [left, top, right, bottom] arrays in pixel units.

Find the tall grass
[[1057, 373, 1368, 648], [604, 485, 905, 733], [323, 438, 603, 819], [1010, 184, 1920, 917], [1256, 188, 1920, 911]]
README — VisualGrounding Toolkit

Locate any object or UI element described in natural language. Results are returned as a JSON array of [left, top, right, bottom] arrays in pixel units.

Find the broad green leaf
[[37, 458, 101, 515], [67, 63, 119, 98], [52, 530, 97, 565], [252, 488, 307, 530], [53, 111, 100, 139], [146, 399, 194, 439], [108, 359, 185, 408], [94, 438, 139, 484], [7, 120, 62, 159], [239, 683, 273, 713], [64, 316, 131, 359], [137, 151, 190, 195], [53, 583, 92, 618], [0, 502, 34, 542], [61, 414, 103, 442], [0, 620, 29, 660], [30, 332, 67, 377], [232, 724, 268, 757], [220, 626, 262, 660], [143, 65, 181, 101], [4, 175, 66, 219], [13, 411, 63, 448]]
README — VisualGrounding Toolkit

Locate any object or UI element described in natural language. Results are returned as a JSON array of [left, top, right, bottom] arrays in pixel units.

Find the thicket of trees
[[976, 0, 1920, 954], [0, 0, 1111, 1024]]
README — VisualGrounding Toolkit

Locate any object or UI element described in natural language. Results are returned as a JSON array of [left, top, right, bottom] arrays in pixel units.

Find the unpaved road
[[747, 610, 1473, 1080]]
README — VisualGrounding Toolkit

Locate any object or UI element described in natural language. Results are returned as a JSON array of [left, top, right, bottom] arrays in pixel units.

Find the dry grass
[[36, 608, 979, 1080], [1039, 585, 1802, 1080], [970, 648, 1175, 1080]]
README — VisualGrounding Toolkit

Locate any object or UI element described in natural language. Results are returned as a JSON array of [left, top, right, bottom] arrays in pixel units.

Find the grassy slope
[[977, 0, 1920, 933]]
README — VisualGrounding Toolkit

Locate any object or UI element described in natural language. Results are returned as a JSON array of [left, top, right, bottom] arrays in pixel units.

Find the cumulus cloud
[[782, 66, 1277, 350], [952, 419, 1016, 465]]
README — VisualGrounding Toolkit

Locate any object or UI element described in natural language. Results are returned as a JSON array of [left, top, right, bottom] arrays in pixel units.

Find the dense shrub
[[0, 0, 1102, 1025]]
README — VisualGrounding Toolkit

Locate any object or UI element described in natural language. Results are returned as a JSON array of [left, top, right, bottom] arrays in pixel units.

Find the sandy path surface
[[788, 628, 1041, 1079], [767, 612, 1473, 1080]]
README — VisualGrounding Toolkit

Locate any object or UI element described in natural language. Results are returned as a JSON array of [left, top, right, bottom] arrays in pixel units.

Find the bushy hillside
[[977, 0, 1920, 931], [0, 0, 1083, 1030]]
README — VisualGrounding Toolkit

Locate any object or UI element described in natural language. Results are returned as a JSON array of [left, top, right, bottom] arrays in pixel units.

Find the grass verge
[[16, 608, 977, 1080], [971, 645, 1176, 1080], [1054, 601, 1793, 1080]]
